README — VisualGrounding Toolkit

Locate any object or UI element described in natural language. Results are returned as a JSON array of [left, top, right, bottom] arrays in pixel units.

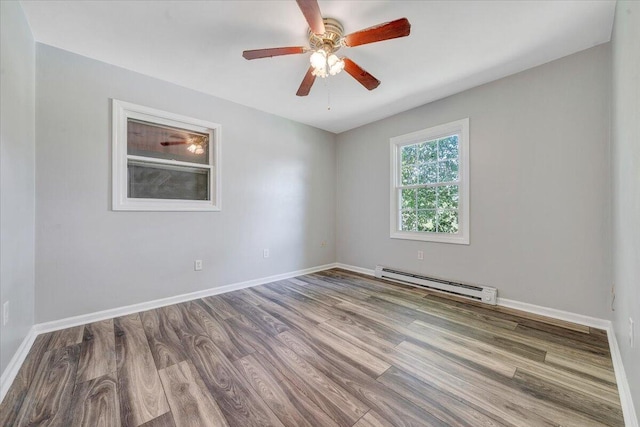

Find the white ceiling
[[20, 0, 615, 133]]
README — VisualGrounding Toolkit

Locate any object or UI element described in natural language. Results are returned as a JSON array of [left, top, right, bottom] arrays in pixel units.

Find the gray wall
[[336, 44, 611, 318], [35, 45, 336, 322], [611, 0, 640, 414], [0, 1, 36, 374]]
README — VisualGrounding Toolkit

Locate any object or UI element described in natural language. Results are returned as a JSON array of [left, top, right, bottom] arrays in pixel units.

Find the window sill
[[390, 231, 469, 245], [113, 198, 221, 212]]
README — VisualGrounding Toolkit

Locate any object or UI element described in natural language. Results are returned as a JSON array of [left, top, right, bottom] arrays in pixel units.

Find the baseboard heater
[[374, 265, 497, 305]]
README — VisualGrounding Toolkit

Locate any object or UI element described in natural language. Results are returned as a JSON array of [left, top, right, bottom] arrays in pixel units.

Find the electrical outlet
[[263, 249, 270, 258], [417, 250, 424, 260], [321, 241, 327, 247], [630, 317, 635, 348], [194, 260, 203, 271], [2, 301, 8, 326]]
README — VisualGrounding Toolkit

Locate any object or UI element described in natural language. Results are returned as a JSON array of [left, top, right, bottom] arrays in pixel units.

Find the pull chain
[[324, 76, 331, 111]]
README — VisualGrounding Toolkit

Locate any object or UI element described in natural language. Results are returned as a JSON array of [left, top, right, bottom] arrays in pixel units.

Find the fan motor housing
[[308, 18, 344, 52]]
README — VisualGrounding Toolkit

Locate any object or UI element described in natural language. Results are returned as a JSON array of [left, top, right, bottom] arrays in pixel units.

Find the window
[[390, 118, 469, 244], [112, 100, 221, 211]]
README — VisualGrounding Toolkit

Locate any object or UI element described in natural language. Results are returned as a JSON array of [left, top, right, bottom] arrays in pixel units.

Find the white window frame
[[112, 99, 221, 211], [390, 118, 469, 244]]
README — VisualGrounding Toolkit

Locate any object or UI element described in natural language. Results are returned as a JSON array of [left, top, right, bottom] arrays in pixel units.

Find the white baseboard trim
[[0, 326, 38, 403], [607, 323, 639, 427], [496, 298, 612, 330], [34, 262, 338, 334], [334, 263, 375, 276]]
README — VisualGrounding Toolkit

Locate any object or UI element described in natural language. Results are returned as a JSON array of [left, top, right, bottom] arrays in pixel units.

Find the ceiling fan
[[242, 0, 411, 96]]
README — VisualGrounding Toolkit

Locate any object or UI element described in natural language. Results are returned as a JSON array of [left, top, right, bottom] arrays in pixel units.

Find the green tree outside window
[[399, 135, 459, 233]]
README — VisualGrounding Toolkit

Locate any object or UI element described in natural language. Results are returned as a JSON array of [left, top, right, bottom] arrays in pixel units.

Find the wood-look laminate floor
[[0, 269, 624, 427]]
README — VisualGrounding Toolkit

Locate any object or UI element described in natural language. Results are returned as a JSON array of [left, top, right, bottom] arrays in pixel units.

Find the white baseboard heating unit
[[374, 265, 498, 305]]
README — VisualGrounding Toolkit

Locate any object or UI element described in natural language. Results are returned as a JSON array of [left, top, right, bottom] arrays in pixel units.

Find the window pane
[[128, 161, 209, 200], [417, 163, 438, 184], [438, 159, 459, 182], [391, 119, 467, 242], [401, 210, 417, 231], [436, 209, 459, 233], [438, 136, 459, 160], [417, 209, 436, 232], [417, 140, 437, 162], [417, 187, 436, 209], [401, 145, 418, 166], [128, 119, 210, 165], [401, 188, 417, 210], [401, 165, 418, 185], [437, 185, 459, 210]]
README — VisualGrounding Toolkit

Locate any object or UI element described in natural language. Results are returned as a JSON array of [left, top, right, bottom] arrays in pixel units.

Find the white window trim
[[389, 118, 469, 244], [112, 99, 221, 211]]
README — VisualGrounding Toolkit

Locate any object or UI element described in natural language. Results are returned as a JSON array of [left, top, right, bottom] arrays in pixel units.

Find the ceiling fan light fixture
[[310, 49, 327, 69], [328, 54, 344, 75], [310, 49, 344, 78]]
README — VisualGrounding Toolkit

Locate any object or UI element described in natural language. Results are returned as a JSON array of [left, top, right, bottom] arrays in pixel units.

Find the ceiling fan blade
[[160, 141, 187, 146], [343, 18, 411, 47], [242, 46, 307, 60], [343, 58, 380, 91], [296, 66, 316, 96], [296, 0, 325, 35]]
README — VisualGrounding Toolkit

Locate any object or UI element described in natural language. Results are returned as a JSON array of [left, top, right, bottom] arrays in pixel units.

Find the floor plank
[[115, 313, 170, 426], [181, 300, 249, 361], [220, 292, 290, 337], [252, 284, 331, 323], [140, 308, 189, 370], [544, 351, 617, 384], [249, 287, 391, 378], [352, 411, 395, 427], [139, 412, 176, 427], [68, 373, 120, 427], [47, 325, 85, 350], [226, 314, 368, 427], [158, 360, 229, 427], [0, 333, 52, 426], [234, 354, 340, 427], [394, 340, 607, 427], [200, 295, 241, 319], [410, 313, 612, 368], [298, 274, 371, 302], [76, 319, 116, 383], [375, 292, 520, 331], [13, 344, 80, 426], [512, 369, 624, 425], [280, 278, 345, 306], [406, 319, 619, 404], [377, 366, 508, 427], [276, 329, 449, 427], [194, 299, 257, 356], [180, 332, 285, 427]]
